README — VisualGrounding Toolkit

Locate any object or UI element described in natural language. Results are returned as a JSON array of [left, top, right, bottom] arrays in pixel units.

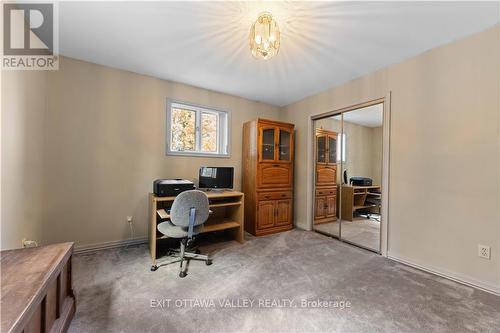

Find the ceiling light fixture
[[249, 12, 280, 60]]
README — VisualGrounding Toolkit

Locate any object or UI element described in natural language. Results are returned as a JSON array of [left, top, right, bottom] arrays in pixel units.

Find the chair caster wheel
[[179, 271, 187, 278], [206, 259, 213, 266], [151, 265, 158, 271]]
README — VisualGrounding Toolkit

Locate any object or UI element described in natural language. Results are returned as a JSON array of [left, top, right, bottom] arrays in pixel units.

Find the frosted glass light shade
[[249, 12, 280, 60]]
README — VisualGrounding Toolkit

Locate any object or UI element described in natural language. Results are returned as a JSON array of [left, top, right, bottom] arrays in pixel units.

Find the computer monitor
[[199, 167, 234, 190]]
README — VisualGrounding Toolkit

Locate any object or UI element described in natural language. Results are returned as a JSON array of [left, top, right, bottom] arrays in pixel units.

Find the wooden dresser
[[1, 243, 75, 333], [314, 128, 338, 224], [242, 119, 295, 236]]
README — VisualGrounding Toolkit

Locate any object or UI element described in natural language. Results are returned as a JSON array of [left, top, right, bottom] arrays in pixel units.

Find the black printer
[[350, 177, 372, 186], [153, 179, 195, 197]]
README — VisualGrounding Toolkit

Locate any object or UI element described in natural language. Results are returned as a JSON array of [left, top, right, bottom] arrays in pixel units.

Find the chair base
[[165, 251, 209, 262], [153, 250, 211, 277]]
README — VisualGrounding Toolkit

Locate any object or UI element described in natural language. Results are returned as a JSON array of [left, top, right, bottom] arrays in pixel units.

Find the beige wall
[[370, 126, 383, 185], [1, 56, 279, 249], [1, 25, 498, 293], [342, 121, 383, 185], [282, 25, 500, 292], [497, 23, 500, 296], [314, 117, 383, 184], [1, 70, 47, 249]]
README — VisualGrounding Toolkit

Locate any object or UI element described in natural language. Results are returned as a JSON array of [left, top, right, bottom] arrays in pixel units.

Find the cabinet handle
[[272, 164, 279, 167], [265, 195, 271, 199], [281, 194, 286, 197]]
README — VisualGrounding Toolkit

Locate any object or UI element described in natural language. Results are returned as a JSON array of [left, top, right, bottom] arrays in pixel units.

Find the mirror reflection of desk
[[340, 185, 381, 221]]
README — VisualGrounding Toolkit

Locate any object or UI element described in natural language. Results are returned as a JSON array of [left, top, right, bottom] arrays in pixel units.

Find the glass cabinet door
[[316, 135, 326, 163], [261, 127, 276, 161], [328, 135, 337, 164], [278, 129, 291, 161]]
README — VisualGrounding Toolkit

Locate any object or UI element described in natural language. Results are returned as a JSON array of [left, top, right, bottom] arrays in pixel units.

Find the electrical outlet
[[22, 238, 38, 248], [478, 245, 490, 259], [127, 216, 133, 224]]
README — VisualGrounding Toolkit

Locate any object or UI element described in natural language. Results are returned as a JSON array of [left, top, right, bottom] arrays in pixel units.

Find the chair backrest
[[170, 190, 210, 227]]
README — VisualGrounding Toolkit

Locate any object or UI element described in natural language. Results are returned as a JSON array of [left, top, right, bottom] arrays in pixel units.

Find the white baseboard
[[388, 254, 500, 296], [74, 237, 147, 254]]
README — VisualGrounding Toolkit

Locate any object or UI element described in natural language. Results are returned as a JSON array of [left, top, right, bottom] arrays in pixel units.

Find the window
[[337, 133, 346, 162], [167, 101, 229, 157]]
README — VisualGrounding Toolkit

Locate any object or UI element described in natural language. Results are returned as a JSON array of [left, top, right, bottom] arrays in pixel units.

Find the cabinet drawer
[[258, 191, 292, 201], [315, 188, 336, 196], [316, 165, 336, 186], [257, 163, 292, 188]]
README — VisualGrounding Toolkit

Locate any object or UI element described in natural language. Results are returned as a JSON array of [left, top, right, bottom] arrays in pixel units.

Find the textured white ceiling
[[58, 1, 499, 106]]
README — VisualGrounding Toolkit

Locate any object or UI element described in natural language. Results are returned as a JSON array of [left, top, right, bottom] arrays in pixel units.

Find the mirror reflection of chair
[[156, 190, 213, 277]]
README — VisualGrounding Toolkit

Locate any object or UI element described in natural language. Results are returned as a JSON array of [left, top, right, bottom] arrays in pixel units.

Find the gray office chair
[[156, 190, 212, 277]]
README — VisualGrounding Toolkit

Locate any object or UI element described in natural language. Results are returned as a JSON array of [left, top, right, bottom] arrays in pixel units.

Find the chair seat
[[157, 221, 203, 238]]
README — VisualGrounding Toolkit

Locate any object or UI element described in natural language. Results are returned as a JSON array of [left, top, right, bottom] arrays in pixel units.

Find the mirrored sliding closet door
[[312, 103, 384, 253], [339, 104, 383, 252]]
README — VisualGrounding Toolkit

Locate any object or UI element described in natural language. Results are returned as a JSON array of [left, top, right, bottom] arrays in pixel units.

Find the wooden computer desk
[[340, 185, 381, 221], [148, 191, 244, 270]]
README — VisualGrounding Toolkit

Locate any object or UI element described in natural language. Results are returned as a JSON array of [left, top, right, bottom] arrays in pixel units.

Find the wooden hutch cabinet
[[314, 128, 338, 224], [242, 119, 294, 236]]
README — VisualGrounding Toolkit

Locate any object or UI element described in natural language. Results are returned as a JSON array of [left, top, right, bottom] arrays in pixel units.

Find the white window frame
[[166, 100, 230, 158]]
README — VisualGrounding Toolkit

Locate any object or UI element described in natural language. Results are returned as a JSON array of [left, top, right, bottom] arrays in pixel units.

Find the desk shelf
[[156, 209, 170, 220], [209, 202, 242, 208], [203, 219, 241, 232], [353, 204, 377, 210], [156, 219, 241, 240]]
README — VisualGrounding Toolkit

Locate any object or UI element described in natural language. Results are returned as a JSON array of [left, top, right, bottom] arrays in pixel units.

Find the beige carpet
[[68, 230, 500, 333], [314, 217, 380, 251]]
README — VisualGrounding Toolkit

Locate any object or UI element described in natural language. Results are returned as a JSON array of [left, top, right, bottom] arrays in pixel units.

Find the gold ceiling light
[[249, 12, 280, 60]]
